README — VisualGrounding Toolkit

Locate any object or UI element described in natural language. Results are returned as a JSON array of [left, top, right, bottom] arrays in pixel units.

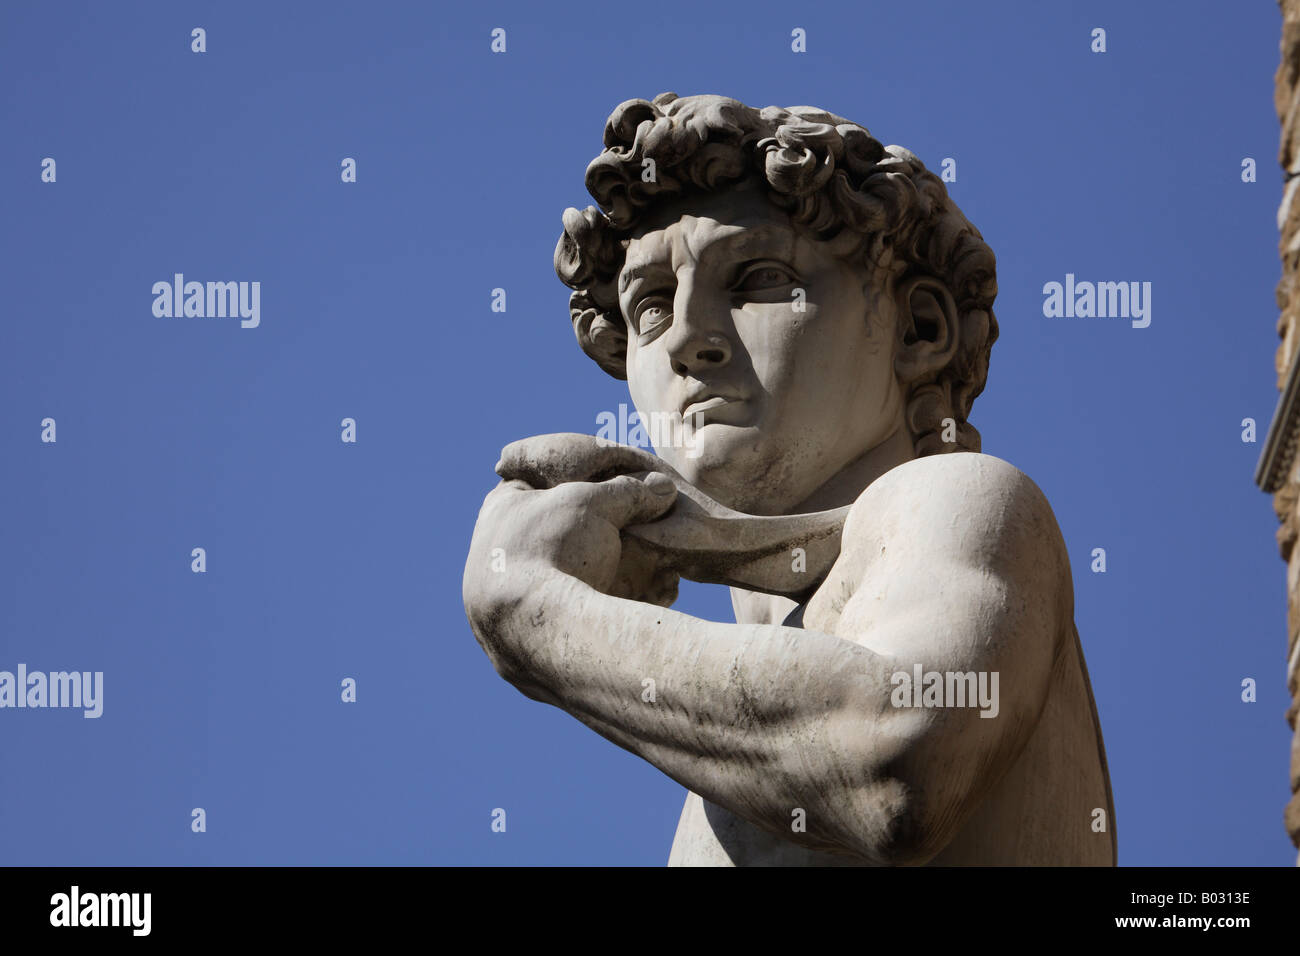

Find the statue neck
[[790, 422, 915, 515], [728, 423, 915, 626]]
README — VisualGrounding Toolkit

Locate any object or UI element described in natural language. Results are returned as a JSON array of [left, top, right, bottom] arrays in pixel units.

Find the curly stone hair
[[554, 92, 998, 456]]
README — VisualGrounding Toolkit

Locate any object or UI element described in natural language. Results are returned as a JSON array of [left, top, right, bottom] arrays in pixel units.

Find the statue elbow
[[840, 782, 953, 866]]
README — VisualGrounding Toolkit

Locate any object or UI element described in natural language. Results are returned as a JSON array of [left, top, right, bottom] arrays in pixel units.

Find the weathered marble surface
[[464, 93, 1115, 865]]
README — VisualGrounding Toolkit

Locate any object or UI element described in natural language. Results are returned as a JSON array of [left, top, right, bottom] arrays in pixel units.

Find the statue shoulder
[[841, 451, 1071, 582], [805, 450, 1073, 646]]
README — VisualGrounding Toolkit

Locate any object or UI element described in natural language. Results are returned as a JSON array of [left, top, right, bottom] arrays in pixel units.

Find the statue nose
[[670, 333, 732, 376]]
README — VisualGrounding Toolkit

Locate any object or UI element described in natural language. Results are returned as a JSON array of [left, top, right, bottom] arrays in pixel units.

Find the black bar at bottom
[[0, 865, 1290, 941]]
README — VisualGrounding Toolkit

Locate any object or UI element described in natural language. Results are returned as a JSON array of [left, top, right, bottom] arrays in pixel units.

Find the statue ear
[[894, 276, 959, 384]]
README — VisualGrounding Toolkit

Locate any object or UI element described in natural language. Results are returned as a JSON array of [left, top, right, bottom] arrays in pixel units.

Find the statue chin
[[661, 434, 791, 516], [659, 427, 749, 491]]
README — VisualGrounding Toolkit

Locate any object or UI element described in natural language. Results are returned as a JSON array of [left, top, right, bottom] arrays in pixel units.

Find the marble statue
[[462, 93, 1116, 866]]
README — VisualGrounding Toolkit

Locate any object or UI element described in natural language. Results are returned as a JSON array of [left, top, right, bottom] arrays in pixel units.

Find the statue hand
[[464, 447, 680, 639], [489, 432, 850, 599], [487, 434, 683, 606]]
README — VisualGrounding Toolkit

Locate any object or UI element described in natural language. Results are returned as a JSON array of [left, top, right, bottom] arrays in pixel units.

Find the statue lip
[[683, 395, 736, 417], [680, 387, 748, 420]]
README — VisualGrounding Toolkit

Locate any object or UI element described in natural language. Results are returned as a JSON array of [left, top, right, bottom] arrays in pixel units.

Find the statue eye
[[734, 263, 798, 293], [634, 296, 673, 336]]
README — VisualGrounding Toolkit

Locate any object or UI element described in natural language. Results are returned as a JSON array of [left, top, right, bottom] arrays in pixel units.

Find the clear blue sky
[[1, 0, 1292, 865]]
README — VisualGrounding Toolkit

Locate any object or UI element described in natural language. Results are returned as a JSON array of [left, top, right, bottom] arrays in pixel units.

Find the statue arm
[[466, 454, 1071, 864]]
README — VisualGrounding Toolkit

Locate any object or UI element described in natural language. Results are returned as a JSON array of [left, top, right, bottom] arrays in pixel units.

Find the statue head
[[555, 93, 998, 514]]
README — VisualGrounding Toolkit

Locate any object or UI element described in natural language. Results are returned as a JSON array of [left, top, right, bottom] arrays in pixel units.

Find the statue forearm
[[474, 566, 927, 862]]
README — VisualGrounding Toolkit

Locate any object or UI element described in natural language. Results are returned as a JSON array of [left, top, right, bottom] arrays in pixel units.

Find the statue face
[[619, 181, 909, 514]]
